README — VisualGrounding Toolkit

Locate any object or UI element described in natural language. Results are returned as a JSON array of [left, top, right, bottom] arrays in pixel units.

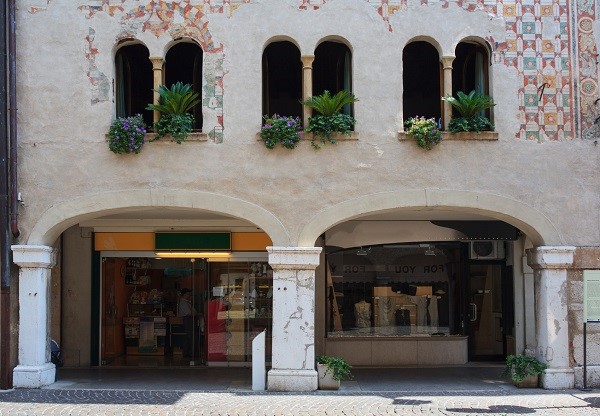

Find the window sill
[[256, 131, 359, 142], [105, 132, 209, 143], [144, 132, 208, 142], [398, 131, 498, 141]]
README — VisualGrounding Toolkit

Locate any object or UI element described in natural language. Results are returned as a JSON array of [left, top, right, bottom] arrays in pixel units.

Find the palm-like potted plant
[[442, 90, 495, 133], [301, 90, 358, 149], [146, 82, 200, 143], [502, 354, 547, 388], [316, 355, 353, 390]]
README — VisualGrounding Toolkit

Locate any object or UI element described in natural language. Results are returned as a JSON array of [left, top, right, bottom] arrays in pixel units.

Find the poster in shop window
[[583, 270, 600, 322]]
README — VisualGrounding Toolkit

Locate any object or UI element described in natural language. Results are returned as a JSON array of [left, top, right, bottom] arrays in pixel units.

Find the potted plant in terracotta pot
[[316, 355, 353, 390], [442, 90, 495, 133], [301, 90, 358, 149], [146, 82, 200, 143], [502, 354, 547, 388]]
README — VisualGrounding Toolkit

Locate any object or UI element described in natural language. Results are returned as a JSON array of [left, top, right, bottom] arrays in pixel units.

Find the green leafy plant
[[316, 355, 353, 381], [107, 114, 147, 154], [442, 90, 495, 133], [146, 82, 200, 143], [260, 114, 302, 149], [502, 354, 547, 383], [301, 90, 358, 149], [404, 116, 442, 150]]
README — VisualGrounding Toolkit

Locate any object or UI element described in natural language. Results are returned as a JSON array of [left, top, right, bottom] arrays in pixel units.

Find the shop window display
[[101, 257, 273, 366], [326, 244, 457, 337]]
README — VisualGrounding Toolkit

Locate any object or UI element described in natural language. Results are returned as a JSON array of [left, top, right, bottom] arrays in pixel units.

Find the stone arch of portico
[[27, 189, 291, 247], [297, 189, 562, 247]]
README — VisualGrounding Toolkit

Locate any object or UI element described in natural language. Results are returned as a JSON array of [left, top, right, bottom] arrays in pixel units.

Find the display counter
[[324, 335, 468, 366]]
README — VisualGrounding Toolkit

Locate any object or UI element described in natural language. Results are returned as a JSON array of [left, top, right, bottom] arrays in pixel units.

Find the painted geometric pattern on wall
[[30, 0, 599, 140]]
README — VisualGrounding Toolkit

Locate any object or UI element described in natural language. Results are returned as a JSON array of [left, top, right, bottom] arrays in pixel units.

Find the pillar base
[[541, 367, 574, 389], [267, 369, 318, 391], [13, 363, 55, 388]]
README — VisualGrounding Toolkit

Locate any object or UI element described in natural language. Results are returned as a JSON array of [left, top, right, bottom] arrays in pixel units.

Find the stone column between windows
[[526, 246, 576, 389], [149, 57, 164, 124], [440, 55, 455, 130], [11, 245, 56, 388], [301, 56, 315, 129], [267, 246, 321, 392]]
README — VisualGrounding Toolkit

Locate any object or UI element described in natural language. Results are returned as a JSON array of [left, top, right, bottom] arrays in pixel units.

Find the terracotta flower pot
[[514, 374, 539, 388]]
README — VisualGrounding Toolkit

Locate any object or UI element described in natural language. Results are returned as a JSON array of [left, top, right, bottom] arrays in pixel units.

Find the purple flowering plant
[[404, 116, 442, 150], [260, 114, 302, 149], [108, 115, 147, 154]]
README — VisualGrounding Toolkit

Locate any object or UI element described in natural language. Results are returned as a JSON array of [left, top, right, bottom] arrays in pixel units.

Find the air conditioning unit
[[469, 241, 505, 260]]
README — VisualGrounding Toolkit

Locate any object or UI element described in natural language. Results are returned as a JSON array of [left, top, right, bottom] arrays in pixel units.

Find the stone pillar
[[522, 255, 536, 355], [526, 246, 576, 389], [11, 245, 56, 388], [440, 55, 455, 130], [149, 56, 164, 125], [267, 246, 321, 391], [301, 56, 315, 129]]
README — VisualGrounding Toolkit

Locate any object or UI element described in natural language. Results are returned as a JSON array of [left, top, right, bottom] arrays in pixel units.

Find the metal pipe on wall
[[8, 0, 19, 239], [1, 0, 13, 390]]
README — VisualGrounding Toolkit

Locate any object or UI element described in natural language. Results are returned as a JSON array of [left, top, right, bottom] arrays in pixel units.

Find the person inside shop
[[178, 288, 201, 358]]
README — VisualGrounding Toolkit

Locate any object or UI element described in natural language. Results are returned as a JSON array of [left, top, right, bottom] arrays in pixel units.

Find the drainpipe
[[8, 0, 18, 239], [0, 0, 12, 389]]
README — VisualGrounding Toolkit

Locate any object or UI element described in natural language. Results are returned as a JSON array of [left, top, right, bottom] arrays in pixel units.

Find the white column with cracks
[[267, 246, 321, 392], [526, 246, 576, 389], [11, 245, 57, 388]]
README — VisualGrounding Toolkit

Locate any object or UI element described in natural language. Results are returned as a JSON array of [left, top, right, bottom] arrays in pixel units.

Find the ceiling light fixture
[[154, 251, 231, 258], [356, 246, 371, 256]]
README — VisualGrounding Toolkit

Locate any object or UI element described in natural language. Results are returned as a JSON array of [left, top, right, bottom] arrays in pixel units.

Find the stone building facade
[[8, 0, 600, 391]]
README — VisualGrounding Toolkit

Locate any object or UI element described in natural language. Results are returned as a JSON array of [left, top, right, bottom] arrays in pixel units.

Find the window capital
[[440, 55, 456, 69], [301, 55, 315, 69]]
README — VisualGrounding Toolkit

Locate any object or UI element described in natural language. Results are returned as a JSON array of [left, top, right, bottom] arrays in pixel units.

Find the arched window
[[402, 41, 441, 122], [165, 42, 203, 131], [452, 42, 490, 118], [115, 43, 153, 126], [262, 41, 302, 120], [313, 41, 353, 116]]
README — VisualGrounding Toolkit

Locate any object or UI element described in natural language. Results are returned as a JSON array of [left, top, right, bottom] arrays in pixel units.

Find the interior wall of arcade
[[14, 1, 600, 252], [59, 226, 93, 367]]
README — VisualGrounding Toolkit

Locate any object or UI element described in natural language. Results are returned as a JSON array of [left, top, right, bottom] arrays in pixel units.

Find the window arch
[[451, 41, 491, 122], [453, 41, 490, 98], [262, 41, 302, 120], [115, 43, 153, 127], [402, 41, 441, 122], [165, 42, 203, 131], [313, 41, 353, 116]]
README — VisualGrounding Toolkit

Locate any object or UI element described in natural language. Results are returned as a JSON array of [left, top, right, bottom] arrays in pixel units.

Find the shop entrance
[[467, 263, 513, 361], [99, 255, 272, 367]]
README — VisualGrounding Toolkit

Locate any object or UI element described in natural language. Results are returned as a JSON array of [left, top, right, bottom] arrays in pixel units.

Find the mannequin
[[354, 300, 372, 328]]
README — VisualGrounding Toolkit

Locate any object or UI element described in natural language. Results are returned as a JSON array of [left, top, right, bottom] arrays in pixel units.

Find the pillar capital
[[440, 55, 455, 69], [267, 247, 322, 270], [301, 55, 315, 69], [149, 56, 164, 70], [11, 245, 56, 269], [526, 246, 576, 269]]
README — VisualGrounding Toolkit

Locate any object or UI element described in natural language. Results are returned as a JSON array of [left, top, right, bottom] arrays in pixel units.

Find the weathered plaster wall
[[14, 0, 600, 249], [60, 226, 92, 367]]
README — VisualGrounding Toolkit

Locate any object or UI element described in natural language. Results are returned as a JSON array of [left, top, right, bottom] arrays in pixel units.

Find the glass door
[[206, 260, 272, 365], [467, 264, 507, 361]]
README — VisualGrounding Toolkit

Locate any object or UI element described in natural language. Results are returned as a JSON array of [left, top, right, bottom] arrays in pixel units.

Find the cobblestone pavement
[[0, 387, 599, 415]]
